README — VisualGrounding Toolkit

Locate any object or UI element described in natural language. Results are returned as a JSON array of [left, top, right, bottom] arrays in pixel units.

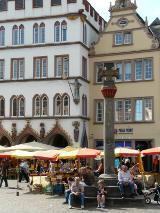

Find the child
[[97, 179, 107, 208]]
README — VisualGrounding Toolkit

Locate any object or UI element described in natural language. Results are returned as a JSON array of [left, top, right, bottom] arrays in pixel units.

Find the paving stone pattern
[[0, 180, 159, 213]]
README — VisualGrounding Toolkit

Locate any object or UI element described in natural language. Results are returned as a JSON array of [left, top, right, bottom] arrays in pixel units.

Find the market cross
[[99, 63, 119, 83]]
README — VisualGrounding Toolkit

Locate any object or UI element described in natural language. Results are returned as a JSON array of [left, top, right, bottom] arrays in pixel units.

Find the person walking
[[0, 159, 9, 187], [19, 160, 29, 183]]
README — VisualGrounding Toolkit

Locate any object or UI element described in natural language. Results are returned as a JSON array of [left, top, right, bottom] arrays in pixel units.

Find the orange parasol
[[141, 147, 160, 155], [76, 148, 101, 158], [34, 150, 61, 160]]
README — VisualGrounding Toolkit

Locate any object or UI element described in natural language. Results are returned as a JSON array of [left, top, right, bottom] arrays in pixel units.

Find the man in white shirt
[[118, 165, 135, 198], [68, 177, 84, 209]]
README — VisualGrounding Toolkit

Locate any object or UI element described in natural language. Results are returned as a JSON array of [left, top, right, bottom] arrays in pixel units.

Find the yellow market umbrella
[[6, 144, 43, 151], [58, 148, 80, 159], [11, 150, 35, 159]]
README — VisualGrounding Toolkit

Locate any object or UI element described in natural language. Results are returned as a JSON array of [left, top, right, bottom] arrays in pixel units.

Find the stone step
[[85, 196, 145, 207], [105, 185, 132, 197]]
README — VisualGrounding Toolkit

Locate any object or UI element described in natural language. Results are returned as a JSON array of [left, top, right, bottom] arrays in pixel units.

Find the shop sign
[[114, 128, 133, 134]]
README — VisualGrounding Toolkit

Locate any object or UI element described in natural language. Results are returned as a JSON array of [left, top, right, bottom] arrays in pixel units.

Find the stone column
[[99, 64, 118, 180]]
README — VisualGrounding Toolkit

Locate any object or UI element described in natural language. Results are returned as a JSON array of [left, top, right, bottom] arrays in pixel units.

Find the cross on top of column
[[99, 63, 119, 81]]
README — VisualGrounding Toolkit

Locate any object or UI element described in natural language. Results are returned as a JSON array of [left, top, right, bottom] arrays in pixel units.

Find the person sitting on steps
[[118, 165, 135, 199], [97, 179, 107, 208]]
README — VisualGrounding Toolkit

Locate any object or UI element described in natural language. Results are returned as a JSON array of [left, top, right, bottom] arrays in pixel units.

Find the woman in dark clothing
[[0, 159, 9, 187]]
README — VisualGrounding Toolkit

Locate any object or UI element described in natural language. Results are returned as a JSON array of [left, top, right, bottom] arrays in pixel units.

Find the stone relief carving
[[72, 121, 80, 142]]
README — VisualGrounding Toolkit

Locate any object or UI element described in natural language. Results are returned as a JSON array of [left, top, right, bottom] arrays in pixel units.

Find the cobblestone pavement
[[0, 180, 159, 213]]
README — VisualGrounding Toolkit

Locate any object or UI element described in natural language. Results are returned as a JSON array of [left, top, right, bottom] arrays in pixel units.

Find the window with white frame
[[124, 62, 132, 81], [11, 59, 24, 80], [0, 97, 5, 116], [12, 25, 19, 45], [63, 95, 69, 115], [19, 97, 25, 116], [0, 60, 4, 80], [34, 57, 47, 78], [19, 25, 24, 45], [0, 26, 5, 46], [55, 55, 69, 78], [34, 96, 40, 116], [144, 98, 152, 121], [135, 60, 143, 80], [54, 95, 61, 115], [95, 100, 104, 122], [11, 97, 17, 117], [33, 23, 39, 43], [115, 100, 123, 122], [61, 21, 67, 42], [96, 63, 104, 83], [144, 59, 152, 80], [54, 21, 60, 42], [115, 98, 153, 122], [124, 99, 132, 121], [115, 63, 122, 81], [39, 23, 45, 43], [115, 31, 132, 45], [41, 96, 48, 116]]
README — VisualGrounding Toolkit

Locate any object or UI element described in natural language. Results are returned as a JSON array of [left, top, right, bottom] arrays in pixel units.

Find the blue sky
[[88, 0, 160, 24]]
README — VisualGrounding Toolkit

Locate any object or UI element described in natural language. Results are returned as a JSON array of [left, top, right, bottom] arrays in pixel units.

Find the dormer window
[[115, 31, 132, 45]]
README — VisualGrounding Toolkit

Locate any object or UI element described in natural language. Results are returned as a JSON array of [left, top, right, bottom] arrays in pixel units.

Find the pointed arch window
[[19, 25, 24, 45], [34, 96, 40, 116], [82, 95, 87, 117], [12, 97, 17, 117], [55, 95, 61, 115], [63, 95, 69, 115], [0, 26, 5, 46], [42, 96, 48, 116], [39, 23, 45, 43], [0, 97, 5, 116], [12, 25, 19, 45], [33, 23, 39, 43], [19, 97, 25, 116], [61, 21, 67, 42], [54, 21, 60, 42]]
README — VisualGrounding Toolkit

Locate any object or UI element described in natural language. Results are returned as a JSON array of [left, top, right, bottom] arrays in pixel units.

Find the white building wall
[[0, 0, 103, 146]]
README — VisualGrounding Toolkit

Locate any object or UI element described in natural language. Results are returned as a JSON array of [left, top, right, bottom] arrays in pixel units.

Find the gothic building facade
[[0, 0, 105, 147]]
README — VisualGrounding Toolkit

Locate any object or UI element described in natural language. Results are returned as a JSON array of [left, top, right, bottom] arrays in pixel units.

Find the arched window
[[39, 23, 45, 43], [19, 25, 24, 45], [0, 26, 5, 46], [12, 25, 18, 45], [19, 97, 25, 116], [0, 97, 5, 116], [54, 95, 61, 115], [41, 95, 48, 116], [54, 21, 60, 42], [33, 23, 39, 43], [61, 21, 67, 42], [11, 97, 17, 116], [63, 95, 69, 115], [34, 95, 40, 116], [82, 95, 87, 117]]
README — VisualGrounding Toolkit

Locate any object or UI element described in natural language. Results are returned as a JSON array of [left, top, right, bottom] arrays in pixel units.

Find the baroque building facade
[[89, 0, 160, 171], [0, 0, 105, 147]]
